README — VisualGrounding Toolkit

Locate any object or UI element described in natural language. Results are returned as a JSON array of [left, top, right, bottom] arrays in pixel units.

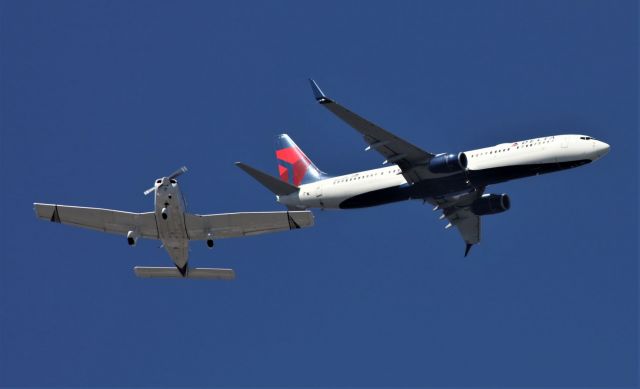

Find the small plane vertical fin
[[287, 211, 301, 229], [51, 206, 61, 223], [176, 263, 188, 277]]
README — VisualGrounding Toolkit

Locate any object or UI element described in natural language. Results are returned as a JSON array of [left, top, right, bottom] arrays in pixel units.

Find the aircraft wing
[[34, 203, 159, 238], [426, 189, 484, 256], [309, 79, 436, 183], [184, 210, 314, 240]]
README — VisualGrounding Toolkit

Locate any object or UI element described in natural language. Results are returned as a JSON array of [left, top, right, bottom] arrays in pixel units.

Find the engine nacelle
[[428, 152, 468, 174], [127, 230, 139, 246], [471, 194, 511, 216]]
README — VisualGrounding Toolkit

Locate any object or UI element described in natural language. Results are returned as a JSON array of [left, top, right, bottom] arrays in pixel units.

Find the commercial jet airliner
[[237, 79, 610, 256], [34, 167, 314, 279]]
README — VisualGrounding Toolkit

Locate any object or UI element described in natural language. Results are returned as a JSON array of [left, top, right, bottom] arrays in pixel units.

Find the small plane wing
[[309, 79, 436, 183], [184, 210, 314, 240], [426, 189, 484, 256], [34, 203, 159, 238]]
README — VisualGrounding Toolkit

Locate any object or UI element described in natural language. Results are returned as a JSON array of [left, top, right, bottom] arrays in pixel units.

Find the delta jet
[[236, 80, 610, 256], [34, 167, 314, 279]]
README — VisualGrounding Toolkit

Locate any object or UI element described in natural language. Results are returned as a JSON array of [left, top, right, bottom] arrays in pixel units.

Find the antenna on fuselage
[[143, 166, 188, 196]]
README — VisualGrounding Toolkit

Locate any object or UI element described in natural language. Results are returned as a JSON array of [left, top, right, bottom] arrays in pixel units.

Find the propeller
[[143, 166, 188, 196]]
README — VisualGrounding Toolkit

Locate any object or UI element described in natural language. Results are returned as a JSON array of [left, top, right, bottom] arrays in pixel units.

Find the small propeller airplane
[[34, 167, 314, 279]]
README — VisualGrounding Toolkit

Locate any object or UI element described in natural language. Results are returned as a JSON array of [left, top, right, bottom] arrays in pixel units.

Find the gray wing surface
[[34, 203, 159, 238], [426, 189, 484, 256], [309, 79, 436, 183], [185, 211, 314, 240]]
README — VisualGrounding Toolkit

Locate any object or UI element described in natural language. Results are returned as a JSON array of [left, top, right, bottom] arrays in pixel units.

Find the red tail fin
[[275, 134, 328, 186]]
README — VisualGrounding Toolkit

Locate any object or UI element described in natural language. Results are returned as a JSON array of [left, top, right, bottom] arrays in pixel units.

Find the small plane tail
[[134, 266, 235, 280], [235, 162, 299, 195], [275, 134, 329, 186]]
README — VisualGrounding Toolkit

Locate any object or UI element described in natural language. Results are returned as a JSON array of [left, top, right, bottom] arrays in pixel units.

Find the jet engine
[[428, 152, 468, 174], [127, 230, 139, 246], [471, 194, 511, 216]]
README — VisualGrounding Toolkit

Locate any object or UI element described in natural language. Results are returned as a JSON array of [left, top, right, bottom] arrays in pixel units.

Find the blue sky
[[1, 0, 637, 387]]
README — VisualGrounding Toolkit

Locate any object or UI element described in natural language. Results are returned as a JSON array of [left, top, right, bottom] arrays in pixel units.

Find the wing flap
[[446, 210, 481, 245], [185, 210, 314, 240], [427, 189, 484, 255], [34, 203, 158, 238]]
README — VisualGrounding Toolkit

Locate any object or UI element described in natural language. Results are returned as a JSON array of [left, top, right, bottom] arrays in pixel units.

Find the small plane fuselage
[[152, 177, 190, 270]]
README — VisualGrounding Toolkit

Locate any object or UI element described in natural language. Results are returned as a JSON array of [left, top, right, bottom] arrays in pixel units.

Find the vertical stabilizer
[[275, 134, 329, 185]]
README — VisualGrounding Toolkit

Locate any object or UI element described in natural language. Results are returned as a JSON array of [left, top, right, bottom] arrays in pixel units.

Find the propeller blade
[[144, 166, 187, 196], [143, 186, 156, 196], [168, 166, 188, 179]]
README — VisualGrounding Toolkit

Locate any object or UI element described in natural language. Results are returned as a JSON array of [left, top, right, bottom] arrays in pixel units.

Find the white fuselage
[[153, 178, 190, 268], [278, 134, 609, 210]]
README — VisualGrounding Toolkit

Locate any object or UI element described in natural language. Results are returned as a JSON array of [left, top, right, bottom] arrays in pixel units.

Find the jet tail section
[[235, 162, 299, 195], [275, 134, 329, 186]]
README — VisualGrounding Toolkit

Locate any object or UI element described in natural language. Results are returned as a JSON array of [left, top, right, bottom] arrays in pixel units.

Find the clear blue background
[[1, 1, 637, 387]]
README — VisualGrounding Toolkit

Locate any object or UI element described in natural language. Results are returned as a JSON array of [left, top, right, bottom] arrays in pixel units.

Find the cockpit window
[[579, 136, 593, 140], [170, 179, 177, 184]]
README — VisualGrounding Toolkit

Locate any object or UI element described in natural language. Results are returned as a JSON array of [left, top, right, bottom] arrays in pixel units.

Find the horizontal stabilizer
[[235, 162, 299, 195], [133, 266, 235, 280]]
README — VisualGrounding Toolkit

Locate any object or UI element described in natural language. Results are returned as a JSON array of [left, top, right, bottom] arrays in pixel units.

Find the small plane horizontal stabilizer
[[133, 266, 235, 280]]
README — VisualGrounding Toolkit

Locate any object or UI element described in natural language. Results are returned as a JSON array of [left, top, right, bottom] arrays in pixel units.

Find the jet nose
[[595, 140, 610, 158]]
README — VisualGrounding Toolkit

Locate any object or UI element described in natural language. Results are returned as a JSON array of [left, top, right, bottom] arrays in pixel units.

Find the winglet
[[464, 243, 473, 257], [308, 78, 329, 103]]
